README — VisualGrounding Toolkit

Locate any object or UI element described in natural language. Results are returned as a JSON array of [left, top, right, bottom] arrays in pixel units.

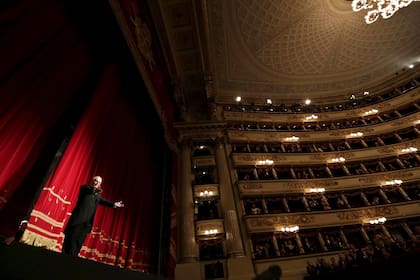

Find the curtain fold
[[0, 0, 96, 236], [24, 63, 167, 272], [0, 0, 172, 274]]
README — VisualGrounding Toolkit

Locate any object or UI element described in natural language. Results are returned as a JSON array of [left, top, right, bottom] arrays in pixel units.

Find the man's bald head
[[91, 176, 103, 188]]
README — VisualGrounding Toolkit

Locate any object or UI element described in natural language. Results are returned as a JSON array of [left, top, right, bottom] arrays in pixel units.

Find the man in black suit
[[62, 176, 124, 256]]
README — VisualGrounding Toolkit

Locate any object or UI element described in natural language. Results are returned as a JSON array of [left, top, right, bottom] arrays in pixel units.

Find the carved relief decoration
[[245, 202, 420, 232], [192, 156, 216, 167], [227, 112, 420, 143], [196, 219, 225, 236], [193, 184, 220, 198]]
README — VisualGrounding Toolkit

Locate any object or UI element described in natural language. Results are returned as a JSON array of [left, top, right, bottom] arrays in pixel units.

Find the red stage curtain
[[0, 0, 96, 236], [25, 64, 167, 272], [1, 0, 173, 274]]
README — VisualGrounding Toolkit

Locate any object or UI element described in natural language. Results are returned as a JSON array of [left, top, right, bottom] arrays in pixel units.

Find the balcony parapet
[[192, 155, 216, 167], [195, 219, 225, 239], [228, 111, 420, 143], [193, 184, 219, 199], [238, 167, 420, 195], [224, 88, 419, 123], [244, 200, 420, 233], [232, 139, 420, 165]]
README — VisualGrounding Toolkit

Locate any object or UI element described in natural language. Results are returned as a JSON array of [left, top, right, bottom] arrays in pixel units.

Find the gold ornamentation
[[336, 206, 399, 221], [130, 13, 156, 70]]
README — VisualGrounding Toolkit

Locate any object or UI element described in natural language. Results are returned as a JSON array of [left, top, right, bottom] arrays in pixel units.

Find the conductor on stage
[[62, 175, 124, 256]]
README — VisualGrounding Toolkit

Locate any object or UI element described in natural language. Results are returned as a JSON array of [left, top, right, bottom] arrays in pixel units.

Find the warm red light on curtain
[[0, 0, 96, 236], [24, 64, 166, 272], [1, 0, 174, 275]]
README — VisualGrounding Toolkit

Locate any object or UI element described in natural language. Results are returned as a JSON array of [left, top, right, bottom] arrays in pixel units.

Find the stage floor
[[0, 242, 165, 280]]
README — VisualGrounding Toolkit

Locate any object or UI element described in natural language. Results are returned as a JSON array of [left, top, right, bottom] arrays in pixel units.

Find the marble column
[[302, 196, 310, 211], [360, 227, 370, 243], [271, 168, 278, 179], [344, 141, 352, 150], [295, 233, 305, 254], [397, 187, 411, 201], [394, 133, 403, 142], [215, 140, 245, 257], [380, 224, 393, 241], [339, 230, 350, 248], [179, 142, 198, 262], [360, 191, 370, 206], [401, 222, 416, 241], [290, 167, 296, 179], [341, 194, 351, 208], [325, 166, 333, 177], [272, 234, 280, 256], [320, 194, 331, 210], [342, 165, 351, 175], [360, 139, 368, 148], [261, 199, 268, 214], [225, 210, 245, 257], [376, 137, 385, 146], [378, 189, 391, 203], [317, 231, 328, 251], [282, 197, 290, 212]]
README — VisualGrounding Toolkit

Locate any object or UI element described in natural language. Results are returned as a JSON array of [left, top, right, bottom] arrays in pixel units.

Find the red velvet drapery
[[0, 0, 173, 274], [26, 64, 165, 271], [0, 0, 97, 235]]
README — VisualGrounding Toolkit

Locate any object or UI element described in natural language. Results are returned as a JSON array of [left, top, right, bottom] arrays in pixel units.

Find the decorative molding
[[224, 87, 419, 123], [238, 167, 420, 195], [108, 0, 178, 150], [228, 111, 420, 143], [231, 138, 420, 166], [174, 121, 227, 143], [193, 184, 220, 198], [195, 219, 225, 237], [245, 201, 420, 232], [192, 156, 216, 167], [335, 206, 399, 221]]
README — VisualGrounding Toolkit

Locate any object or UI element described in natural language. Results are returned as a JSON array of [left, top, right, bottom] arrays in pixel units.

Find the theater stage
[[0, 242, 165, 280]]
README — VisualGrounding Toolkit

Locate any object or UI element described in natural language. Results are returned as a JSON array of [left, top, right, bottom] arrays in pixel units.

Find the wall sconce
[[284, 136, 299, 142], [305, 188, 326, 193], [305, 114, 319, 121], [331, 157, 346, 163], [347, 132, 364, 138], [277, 226, 299, 233], [200, 190, 214, 197], [257, 159, 274, 165], [401, 147, 417, 153], [383, 179, 403, 186], [204, 229, 218, 235], [364, 217, 387, 225], [364, 109, 378, 116]]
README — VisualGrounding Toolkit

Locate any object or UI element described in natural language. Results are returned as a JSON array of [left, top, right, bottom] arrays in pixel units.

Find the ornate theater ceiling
[[207, 0, 420, 103], [111, 0, 420, 120]]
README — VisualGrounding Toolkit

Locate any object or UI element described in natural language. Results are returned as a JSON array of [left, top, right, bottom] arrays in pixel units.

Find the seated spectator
[[336, 197, 347, 208], [285, 239, 297, 255], [251, 203, 262, 215], [371, 196, 380, 205]]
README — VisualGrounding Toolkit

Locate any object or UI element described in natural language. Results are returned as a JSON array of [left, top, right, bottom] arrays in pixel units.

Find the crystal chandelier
[[352, 0, 415, 24]]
